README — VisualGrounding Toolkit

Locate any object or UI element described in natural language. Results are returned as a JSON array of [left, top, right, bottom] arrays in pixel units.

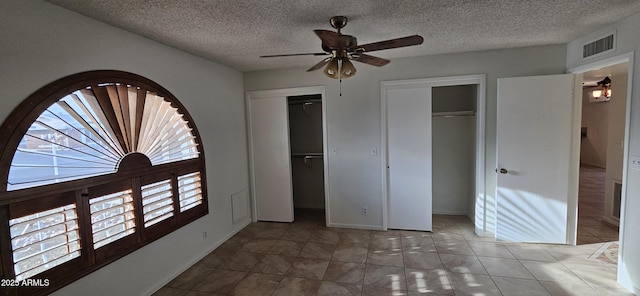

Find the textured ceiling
[[45, 0, 640, 72]]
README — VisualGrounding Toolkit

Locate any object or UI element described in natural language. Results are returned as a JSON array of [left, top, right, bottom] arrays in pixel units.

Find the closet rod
[[432, 110, 475, 118], [291, 153, 324, 161], [291, 154, 323, 166], [303, 155, 323, 159]]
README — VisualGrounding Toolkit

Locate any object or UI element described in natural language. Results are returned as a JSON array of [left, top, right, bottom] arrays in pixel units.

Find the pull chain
[[339, 58, 342, 96]]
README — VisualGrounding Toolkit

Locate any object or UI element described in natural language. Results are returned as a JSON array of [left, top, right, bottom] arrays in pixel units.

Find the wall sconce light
[[592, 76, 612, 99]]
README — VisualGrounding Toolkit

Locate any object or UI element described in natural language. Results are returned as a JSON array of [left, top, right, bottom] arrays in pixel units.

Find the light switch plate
[[630, 155, 640, 170]]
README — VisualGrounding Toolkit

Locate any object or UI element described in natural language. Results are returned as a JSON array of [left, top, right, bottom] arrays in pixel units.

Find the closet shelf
[[432, 110, 475, 117], [288, 99, 321, 105]]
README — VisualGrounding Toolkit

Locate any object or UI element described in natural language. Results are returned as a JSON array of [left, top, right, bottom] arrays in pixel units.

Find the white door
[[496, 74, 580, 243], [248, 96, 294, 222], [386, 87, 432, 231]]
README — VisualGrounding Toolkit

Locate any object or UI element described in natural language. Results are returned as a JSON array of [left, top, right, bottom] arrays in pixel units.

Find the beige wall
[[580, 88, 610, 167]]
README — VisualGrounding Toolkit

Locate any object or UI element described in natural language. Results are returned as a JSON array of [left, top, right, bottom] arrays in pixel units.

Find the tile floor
[[154, 214, 630, 295], [577, 165, 620, 244], [153, 165, 629, 296]]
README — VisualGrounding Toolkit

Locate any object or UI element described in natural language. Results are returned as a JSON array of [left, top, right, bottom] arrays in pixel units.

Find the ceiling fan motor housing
[[341, 35, 357, 50]]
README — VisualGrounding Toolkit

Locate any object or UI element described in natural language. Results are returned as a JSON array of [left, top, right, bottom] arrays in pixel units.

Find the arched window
[[0, 71, 208, 295]]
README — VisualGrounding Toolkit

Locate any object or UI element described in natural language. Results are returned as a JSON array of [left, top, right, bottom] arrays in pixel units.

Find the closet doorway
[[432, 85, 477, 220], [246, 86, 329, 224], [288, 95, 326, 213], [381, 75, 486, 234]]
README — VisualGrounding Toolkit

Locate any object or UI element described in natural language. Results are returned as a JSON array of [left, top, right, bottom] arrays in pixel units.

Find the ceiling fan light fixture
[[341, 59, 356, 78], [324, 59, 339, 79], [592, 76, 612, 99]]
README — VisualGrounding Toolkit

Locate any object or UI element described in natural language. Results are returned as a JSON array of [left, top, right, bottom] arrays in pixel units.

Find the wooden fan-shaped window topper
[[0, 71, 208, 295]]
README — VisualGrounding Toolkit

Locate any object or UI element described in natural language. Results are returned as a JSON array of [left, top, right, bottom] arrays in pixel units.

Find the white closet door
[[386, 87, 432, 231], [248, 96, 294, 222]]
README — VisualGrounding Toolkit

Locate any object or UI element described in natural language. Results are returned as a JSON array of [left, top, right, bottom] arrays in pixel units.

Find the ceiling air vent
[[583, 33, 615, 59]]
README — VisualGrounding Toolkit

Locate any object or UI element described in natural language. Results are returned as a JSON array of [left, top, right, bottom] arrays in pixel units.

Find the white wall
[[432, 116, 475, 215], [244, 45, 567, 232], [0, 1, 249, 295], [566, 11, 640, 294]]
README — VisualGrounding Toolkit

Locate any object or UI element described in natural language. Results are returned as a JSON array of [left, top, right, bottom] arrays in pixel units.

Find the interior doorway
[[576, 61, 629, 244]]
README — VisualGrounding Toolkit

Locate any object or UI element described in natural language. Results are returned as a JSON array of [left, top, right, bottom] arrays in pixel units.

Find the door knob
[[499, 168, 508, 174]]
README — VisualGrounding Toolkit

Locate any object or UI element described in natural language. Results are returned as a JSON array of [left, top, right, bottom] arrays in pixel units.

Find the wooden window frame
[[0, 71, 208, 295]]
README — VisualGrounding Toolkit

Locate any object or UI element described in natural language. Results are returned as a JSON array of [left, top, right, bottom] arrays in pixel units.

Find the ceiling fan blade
[[307, 57, 333, 72], [260, 52, 329, 58], [314, 29, 342, 49], [352, 54, 390, 67], [358, 35, 424, 52]]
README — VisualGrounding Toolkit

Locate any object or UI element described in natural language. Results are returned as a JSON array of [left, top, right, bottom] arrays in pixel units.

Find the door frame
[[245, 86, 329, 223], [569, 53, 634, 273], [381, 74, 486, 233]]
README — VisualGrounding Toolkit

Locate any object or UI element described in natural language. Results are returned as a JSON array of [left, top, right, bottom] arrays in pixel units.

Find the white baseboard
[[433, 210, 469, 216], [144, 220, 251, 296], [328, 222, 385, 231]]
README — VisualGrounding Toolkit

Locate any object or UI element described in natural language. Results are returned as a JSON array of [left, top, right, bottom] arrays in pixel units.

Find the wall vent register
[[582, 33, 615, 59]]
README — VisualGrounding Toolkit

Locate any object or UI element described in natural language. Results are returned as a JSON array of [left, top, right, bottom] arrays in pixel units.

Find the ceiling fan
[[260, 16, 424, 80]]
